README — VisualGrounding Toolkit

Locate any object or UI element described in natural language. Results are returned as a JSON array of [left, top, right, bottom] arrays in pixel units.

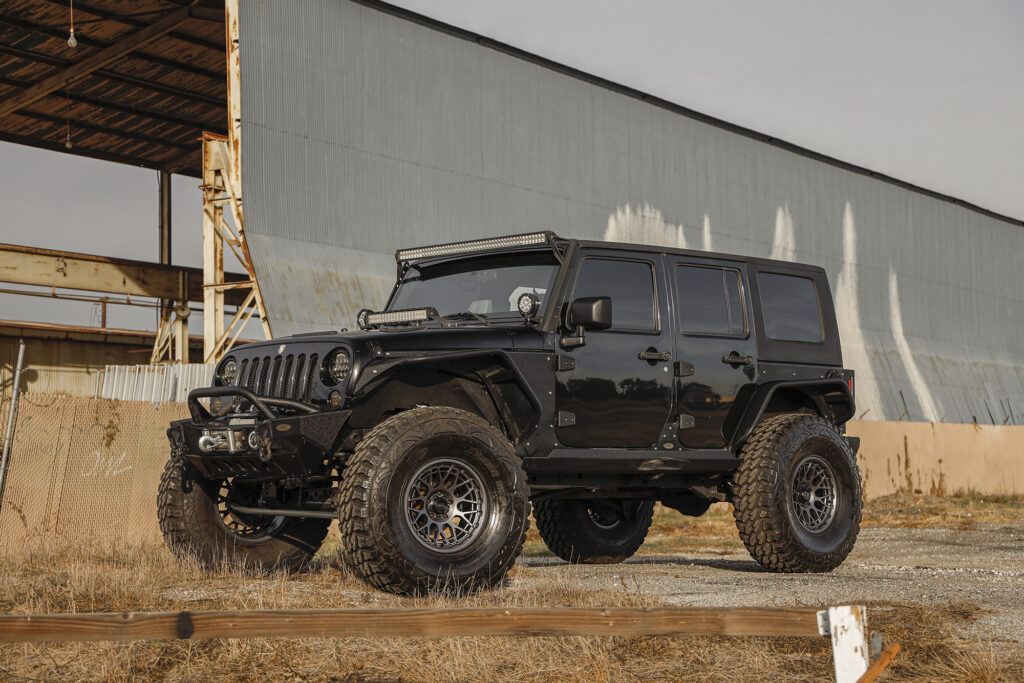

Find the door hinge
[[556, 355, 576, 371], [674, 361, 695, 377], [677, 414, 696, 430], [557, 410, 576, 427]]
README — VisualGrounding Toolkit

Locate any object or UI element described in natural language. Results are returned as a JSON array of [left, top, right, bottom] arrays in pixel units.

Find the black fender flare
[[726, 379, 855, 450], [349, 349, 545, 436]]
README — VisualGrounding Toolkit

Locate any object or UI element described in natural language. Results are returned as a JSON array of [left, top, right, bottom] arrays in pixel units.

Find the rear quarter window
[[757, 273, 823, 343]]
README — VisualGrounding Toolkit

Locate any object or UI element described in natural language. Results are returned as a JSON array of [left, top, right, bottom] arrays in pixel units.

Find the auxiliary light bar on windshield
[[358, 307, 439, 330], [395, 232, 553, 262]]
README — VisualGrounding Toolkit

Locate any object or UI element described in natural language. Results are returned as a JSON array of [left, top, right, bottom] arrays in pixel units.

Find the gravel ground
[[516, 521, 1024, 646]]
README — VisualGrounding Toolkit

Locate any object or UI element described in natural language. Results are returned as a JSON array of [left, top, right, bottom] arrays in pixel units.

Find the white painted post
[[817, 606, 869, 683]]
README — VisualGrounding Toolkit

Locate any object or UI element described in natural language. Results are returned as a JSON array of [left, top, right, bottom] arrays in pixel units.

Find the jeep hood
[[232, 325, 523, 356]]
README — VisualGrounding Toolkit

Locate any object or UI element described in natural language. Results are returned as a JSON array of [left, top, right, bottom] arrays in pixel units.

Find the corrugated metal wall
[[238, 0, 1024, 425], [1, 336, 137, 399], [99, 364, 214, 404]]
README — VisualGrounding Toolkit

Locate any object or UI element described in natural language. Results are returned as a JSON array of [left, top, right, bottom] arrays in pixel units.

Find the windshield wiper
[[442, 311, 493, 327]]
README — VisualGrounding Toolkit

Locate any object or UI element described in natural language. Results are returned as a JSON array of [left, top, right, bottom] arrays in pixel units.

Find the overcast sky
[[1, 0, 1021, 332]]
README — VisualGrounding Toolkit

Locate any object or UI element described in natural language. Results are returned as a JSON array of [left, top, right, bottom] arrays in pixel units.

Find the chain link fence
[[0, 395, 187, 548]]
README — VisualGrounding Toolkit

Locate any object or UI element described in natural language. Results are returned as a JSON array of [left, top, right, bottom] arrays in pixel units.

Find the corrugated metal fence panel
[[1, 336, 134, 400], [238, 0, 1024, 424], [100, 364, 214, 404]]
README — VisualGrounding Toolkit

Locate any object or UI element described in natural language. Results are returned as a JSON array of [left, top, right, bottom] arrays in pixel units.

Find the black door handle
[[721, 352, 753, 366], [638, 350, 672, 362]]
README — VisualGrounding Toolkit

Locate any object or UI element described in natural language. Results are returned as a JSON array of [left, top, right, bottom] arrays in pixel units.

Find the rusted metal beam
[[0, 8, 192, 118], [0, 243, 249, 306]]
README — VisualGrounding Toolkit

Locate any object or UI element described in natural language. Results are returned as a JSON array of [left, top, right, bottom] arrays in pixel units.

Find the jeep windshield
[[389, 251, 560, 320]]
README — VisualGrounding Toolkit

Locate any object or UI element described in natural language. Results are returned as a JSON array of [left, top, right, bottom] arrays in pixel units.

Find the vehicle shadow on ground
[[520, 555, 767, 573]]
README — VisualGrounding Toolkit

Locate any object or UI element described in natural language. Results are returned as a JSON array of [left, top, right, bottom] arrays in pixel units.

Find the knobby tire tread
[[731, 413, 862, 573]]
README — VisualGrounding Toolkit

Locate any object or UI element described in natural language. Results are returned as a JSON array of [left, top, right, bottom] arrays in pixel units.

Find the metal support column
[[151, 169, 191, 363], [202, 168, 225, 357], [0, 340, 26, 510], [158, 169, 172, 266], [196, 0, 271, 364], [199, 133, 268, 363]]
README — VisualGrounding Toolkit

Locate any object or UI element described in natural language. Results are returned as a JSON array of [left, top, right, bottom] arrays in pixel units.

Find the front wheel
[[337, 406, 529, 596], [534, 498, 655, 564], [157, 460, 330, 572], [731, 413, 862, 572]]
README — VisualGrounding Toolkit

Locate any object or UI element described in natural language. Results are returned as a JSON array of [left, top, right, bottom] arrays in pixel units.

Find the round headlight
[[517, 292, 540, 317], [325, 349, 351, 384], [219, 357, 237, 385]]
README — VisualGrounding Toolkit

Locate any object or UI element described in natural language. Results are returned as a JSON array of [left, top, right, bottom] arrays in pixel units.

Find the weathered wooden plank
[[0, 607, 823, 643], [857, 643, 902, 683]]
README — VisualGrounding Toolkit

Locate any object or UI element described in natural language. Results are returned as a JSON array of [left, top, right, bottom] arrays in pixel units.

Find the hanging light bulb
[[67, 0, 77, 48], [65, 121, 73, 149]]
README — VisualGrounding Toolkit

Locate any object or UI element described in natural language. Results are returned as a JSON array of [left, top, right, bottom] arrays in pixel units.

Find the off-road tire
[[732, 413, 862, 572], [157, 459, 330, 572], [337, 406, 529, 596], [534, 499, 655, 564]]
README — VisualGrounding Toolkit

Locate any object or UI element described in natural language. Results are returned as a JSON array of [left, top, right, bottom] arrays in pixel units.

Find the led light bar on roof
[[396, 232, 551, 261], [358, 307, 438, 329]]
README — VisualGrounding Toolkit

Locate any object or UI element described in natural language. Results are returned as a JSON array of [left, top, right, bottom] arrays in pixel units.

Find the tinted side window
[[573, 258, 656, 330], [676, 265, 746, 336], [758, 273, 823, 342]]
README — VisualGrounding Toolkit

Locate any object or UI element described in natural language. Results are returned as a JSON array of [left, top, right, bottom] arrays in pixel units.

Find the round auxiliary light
[[324, 348, 351, 384], [517, 292, 541, 318], [329, 391, 343, 409], [219, 357, 237, 385]]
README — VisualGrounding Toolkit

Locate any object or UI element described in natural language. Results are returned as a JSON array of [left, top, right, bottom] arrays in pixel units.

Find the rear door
[[555, 250, 674, 448], [670, 257, 756, 448]]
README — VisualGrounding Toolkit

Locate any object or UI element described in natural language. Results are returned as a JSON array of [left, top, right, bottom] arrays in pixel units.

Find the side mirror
[[562, 296, 612, 348], [571, 296, 612, 330]]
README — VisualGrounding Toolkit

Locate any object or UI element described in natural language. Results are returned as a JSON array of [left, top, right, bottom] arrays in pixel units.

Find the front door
[[670, 257, 756, 448], [555, 251, 674, 448]]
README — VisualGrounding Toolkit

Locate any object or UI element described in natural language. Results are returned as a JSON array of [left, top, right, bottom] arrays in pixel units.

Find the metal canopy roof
[[0, 0, 226, 177]]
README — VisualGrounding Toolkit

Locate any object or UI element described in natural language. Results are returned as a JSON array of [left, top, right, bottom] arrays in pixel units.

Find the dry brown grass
[[511, 493, 1024, 561], [524, 503, 741, 561], [1, 525, 1022, 682], [862, 491, 1024, 529]]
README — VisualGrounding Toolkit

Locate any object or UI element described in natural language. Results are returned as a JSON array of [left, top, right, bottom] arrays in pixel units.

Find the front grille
[[237, 352, 319, 401]]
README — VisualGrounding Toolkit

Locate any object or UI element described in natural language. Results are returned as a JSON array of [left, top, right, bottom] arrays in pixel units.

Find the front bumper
[[167, 386, 350, 479]]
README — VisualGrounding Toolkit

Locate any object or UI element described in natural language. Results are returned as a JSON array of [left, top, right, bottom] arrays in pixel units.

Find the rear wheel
[[731, 413, 862, 572], [157, 459, 330, 572], [534, 498, 655, 564], [337, 406, 529, 596]]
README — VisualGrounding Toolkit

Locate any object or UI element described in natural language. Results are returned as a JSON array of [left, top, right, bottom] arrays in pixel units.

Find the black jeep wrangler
[[160, 231, 861, 595]]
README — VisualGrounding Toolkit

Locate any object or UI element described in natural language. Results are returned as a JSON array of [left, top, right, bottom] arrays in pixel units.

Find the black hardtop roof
[[401, 230, 827, 276], [572, 237, 827, 275]]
